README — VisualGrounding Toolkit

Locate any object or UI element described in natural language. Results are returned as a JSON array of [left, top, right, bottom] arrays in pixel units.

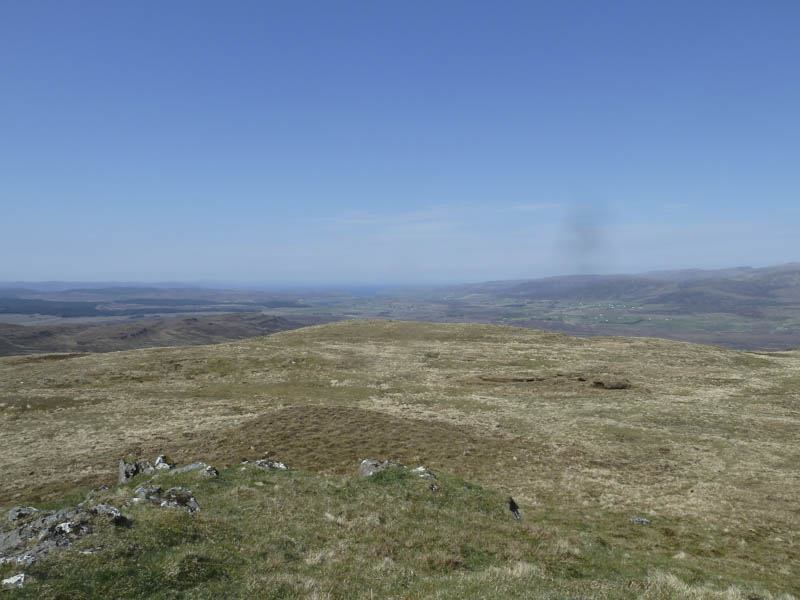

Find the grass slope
[[2, 465, 789, 600], [1, 320, 798, 596]]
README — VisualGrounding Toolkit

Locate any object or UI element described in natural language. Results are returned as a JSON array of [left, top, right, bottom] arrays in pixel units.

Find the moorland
[[1, 320, 798, 598]]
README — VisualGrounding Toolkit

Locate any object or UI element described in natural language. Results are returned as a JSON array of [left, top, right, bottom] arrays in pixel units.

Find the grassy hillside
[[1, 320, 798, 597]]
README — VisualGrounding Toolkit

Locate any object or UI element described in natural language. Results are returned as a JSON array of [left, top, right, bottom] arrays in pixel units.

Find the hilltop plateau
[[1, 320, 797, 598]]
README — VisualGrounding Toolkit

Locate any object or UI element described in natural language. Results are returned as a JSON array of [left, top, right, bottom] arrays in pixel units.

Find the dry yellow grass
[[1, 320, 798, 593]]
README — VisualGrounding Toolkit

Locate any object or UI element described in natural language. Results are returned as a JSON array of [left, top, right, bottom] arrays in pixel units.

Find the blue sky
[[2, 1, 798, 285]]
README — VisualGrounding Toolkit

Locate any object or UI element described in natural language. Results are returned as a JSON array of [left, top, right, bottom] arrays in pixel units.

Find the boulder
[[7, 506, 39, 523], [154, 455, 175, 470], [119, 456, 140, 483], [2, 574, 25, 589]]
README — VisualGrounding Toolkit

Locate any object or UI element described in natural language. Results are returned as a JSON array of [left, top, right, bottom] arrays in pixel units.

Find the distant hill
[[0, 313, 324, 356]]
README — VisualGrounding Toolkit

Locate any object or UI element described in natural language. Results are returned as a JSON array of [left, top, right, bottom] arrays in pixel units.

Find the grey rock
[[630, 515, 651, 525], [359, 458, 405, 477], [154, 455, 175, 470], [119, 456, 140, 483], [0, 507, 92, 565], [160, 488, 200, 514], [242, 459, 289, 471], [172, 462, 207, 474], [139, 461, 156, 475], [198, 465, 219, 478], [131, 484, 199, 514], [2, 573, 25, 589], [7, 506, 39, 523], [89, 503, 131, 527], [133, 484, 163, 500]]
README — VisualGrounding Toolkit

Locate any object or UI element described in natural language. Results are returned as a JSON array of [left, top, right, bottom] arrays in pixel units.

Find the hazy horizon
[[2, 260, 797, 292], [3, 2, 799, 283]]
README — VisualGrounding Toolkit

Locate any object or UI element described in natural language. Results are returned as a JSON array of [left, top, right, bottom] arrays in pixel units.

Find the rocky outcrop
[[7, 507, 39, 522], [119, 455, 156, 483], [0, 502, 127, 566], [131, 484, 200, 514]]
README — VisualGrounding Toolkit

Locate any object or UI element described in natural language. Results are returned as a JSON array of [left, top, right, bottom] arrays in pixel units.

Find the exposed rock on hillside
[[0, 503, 126, 566]]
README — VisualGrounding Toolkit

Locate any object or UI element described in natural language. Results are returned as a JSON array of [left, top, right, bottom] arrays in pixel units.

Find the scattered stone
[[7, 506, 39, 523], [120, 455, 177, 483], [131, 484, 199, 514], [630, 515, 650, 525], [358, 459, 405, 477], [2, 573, 25, 589], [160, 488, 200, 515], [198, 465, 219, 478], [241, 459, 289, 471], [133, 484, 163, 501], [154, 455, 175, 470], [410, 465, 436, 479]]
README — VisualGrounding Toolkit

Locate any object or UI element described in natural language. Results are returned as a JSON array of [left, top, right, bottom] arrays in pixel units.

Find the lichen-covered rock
[[160, 488, 200, 514], [358, 459, 405, 477], [2, 573, 25, 589], [133, 484, 163, 501], [198, 465, 219, 478], [0, 507, 94, 565], [241, 459, 289, 471], [89, 503, 131, 527], [154, 455, 175, 470], [119, 456, 140, 483], [7, 507, 39, 523], [131, 484, 199, 514]]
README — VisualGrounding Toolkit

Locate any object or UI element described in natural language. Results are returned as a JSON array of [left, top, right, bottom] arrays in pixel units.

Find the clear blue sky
[[2, 1, 798, 285]]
